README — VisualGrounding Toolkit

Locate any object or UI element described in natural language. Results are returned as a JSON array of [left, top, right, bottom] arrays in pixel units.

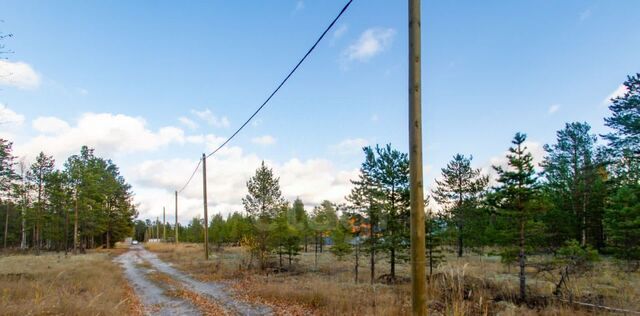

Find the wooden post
[[175, 190, 179, 244], [409, 0, 427, 314], [163, 206, 166, 241], [202, 153, 209, 260]]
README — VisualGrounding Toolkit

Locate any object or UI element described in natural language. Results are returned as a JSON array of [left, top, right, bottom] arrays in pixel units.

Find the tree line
[[136, 74, 640, 302], [0, 145, 137, 253]]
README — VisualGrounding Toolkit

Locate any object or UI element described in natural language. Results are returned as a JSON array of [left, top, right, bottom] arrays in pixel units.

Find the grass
[[145, 243, 640, 315], [0, 248, 142, 316]]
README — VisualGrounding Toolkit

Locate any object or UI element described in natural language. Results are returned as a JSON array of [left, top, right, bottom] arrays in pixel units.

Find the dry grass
[[0, 250, 143, 316], [147, 270, 228, 316], [146, 243, 640, 315]]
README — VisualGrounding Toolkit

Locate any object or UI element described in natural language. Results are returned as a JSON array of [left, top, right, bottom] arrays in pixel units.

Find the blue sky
[[1, 0, 639, 222]]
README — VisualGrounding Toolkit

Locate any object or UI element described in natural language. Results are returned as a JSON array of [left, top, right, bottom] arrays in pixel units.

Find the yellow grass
[[146, 243, 640, 315], [0, 250, 142, 316]]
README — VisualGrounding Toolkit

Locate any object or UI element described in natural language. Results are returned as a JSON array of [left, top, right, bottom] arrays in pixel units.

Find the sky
[[1, 0, 639, 224]]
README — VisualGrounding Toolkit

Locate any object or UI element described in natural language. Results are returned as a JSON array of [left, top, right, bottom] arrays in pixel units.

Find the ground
[[145, 243, 640, 315], [1, 243, 638, 315], [0, 246, 142, 316]]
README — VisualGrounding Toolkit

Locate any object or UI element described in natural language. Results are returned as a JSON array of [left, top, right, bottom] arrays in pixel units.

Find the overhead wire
[[205, 0, 354, 159], [175, 0, 354, 193]]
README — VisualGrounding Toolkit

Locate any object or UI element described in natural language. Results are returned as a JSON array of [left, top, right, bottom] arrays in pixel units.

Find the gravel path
[[116, 245, 272, 316]]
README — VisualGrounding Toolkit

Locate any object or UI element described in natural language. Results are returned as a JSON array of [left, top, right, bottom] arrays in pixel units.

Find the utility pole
[[202, 153, 209, 260], [175, 190, 179, 244], [409, 0, 427, 315], [163, 206, 166, 241]]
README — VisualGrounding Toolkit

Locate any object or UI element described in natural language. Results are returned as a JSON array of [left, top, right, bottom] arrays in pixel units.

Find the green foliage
[[242, 161, 286, 270], [425, 211, 446, 275], [541, 122, 607, 249], [432, 154, 488, 256], [555, 239, 599, 265], [242, 161, 286, 221], [330, 219, 352, 260], [605, 184, 640, 268]]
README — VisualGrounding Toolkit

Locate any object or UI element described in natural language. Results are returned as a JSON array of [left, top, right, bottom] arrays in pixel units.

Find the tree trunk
[[581, 192, 587, 247], [519, 218, 526, 301], [64, 207, 69, 255], [457, 224, 463, 257], [20, 202, 26, 249], [370, 218, 376, 284], [354, 237, 359, 283], [3, 204, 9, 249], [73, 195, 78, 254], [390, 247, 396, 279]]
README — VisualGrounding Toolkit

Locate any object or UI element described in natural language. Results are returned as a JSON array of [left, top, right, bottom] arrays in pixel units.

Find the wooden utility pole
[[175, 190, 179, 244], [409, 0, 427, 315], [202, 153, 209, 260], [163, 206, 166, 241]]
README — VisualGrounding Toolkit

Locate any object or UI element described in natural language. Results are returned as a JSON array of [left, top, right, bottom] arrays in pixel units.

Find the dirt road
[[116, 245, 272, 316]]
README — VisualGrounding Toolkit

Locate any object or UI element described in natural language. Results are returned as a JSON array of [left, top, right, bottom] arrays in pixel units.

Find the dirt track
[[116, 245, 272, 316]]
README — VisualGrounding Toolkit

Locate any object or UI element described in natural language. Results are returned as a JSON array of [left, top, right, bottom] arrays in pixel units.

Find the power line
[[174, 0, 353, 193], [177, 159, 201, 193], [206, 0, 354, 159]]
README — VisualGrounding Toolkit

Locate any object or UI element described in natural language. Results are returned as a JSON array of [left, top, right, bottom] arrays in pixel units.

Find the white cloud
[[548, 104, 560, 114], [602, 84, 628, 105], [0, 103, 25, 125], [251, 135, 276, 146], [579, 8, 592, 21], [32, 117, 70, 134], [178, 116, 198, 130], [342, 28, 396, 63], [294, 0, 304, 12], [16, 113, 186, 162], [191, 109, 230, 128], [131, 153, 358, 222], [0, 60, 41, 89], [333, 24, 348, 40], [330, 138, 369, 155]]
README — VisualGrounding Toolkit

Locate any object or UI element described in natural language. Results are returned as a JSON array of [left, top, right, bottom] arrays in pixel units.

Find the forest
[[0, 145, 137, 253]]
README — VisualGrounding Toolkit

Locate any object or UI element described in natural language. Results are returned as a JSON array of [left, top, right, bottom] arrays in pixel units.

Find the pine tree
[[346, 146, 382, 284], [432, 154, 488, 257], [425, 206, 445, 276], [0, 139, 17, 249], [374, 144, 410, 280], [492, 132, 540, 301], [605, 184, 640, 270], [27, 152, 55, 255], [330, 218, 353, 260], [541, 122, 606, 249], [242, 161, 285, 270]]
